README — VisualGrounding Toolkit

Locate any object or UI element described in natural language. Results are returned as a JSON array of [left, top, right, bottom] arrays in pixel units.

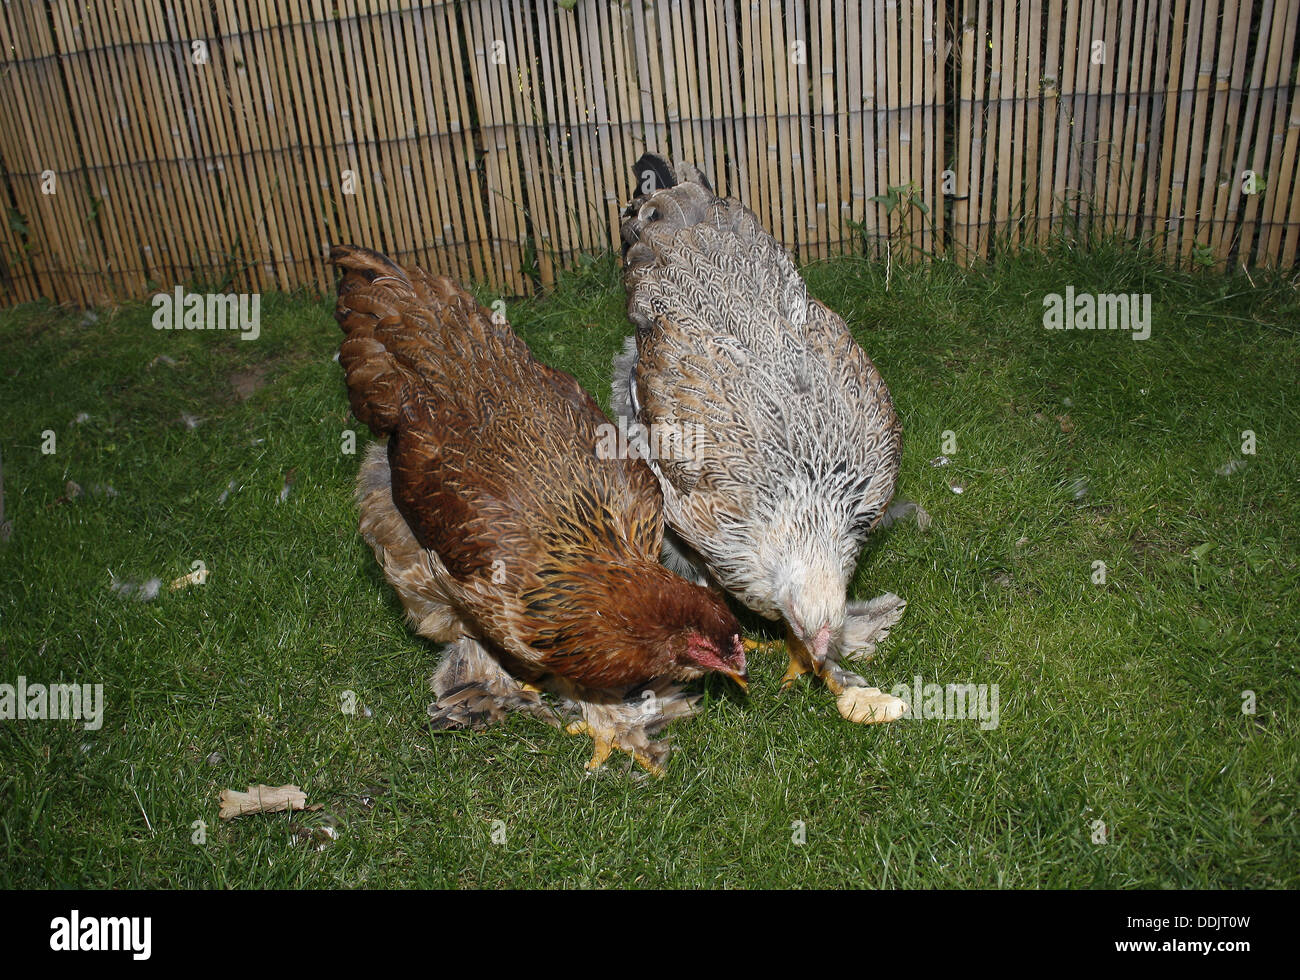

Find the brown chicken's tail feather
[[334, 243, 487, 439], [332, 244, 526, 444], [331, 244, 418, 437]]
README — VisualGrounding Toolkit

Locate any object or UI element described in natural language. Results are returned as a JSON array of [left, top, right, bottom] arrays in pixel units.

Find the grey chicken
[[612, 155, 907, 724]]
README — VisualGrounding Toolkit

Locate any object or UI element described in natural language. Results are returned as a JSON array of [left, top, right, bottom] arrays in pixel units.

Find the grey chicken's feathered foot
[[843, 593, 908, 663], [821, 662, 908, 724], [774, 593, 908, 724]]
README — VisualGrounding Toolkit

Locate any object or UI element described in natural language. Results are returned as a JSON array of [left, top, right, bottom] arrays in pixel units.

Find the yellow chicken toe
[[780, 650, 811, 690], [631, 751, 666, 778], [565, 719, 613, 770], [744, 635, 807, 688], [585, 737, 614, 770], [564, 719, 664, 776]]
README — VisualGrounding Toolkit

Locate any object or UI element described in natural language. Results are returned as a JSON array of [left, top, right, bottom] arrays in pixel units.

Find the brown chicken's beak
[[723, 668, 749, 692]]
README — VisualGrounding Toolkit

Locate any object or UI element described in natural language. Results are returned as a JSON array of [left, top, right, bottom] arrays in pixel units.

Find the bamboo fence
[[0, 0, 1296, 305]]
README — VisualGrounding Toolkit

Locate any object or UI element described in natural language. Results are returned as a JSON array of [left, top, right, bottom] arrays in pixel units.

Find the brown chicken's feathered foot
[[358, 443, 699, 768], [426, 639, 702, 776], [553, 677, 702, 776], [427, 637, 555, 730], [428, 643, 701, 776]]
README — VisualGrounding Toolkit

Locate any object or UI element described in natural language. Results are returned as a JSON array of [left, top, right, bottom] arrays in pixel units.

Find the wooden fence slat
[[977, 0, 998, 258], [992, 0, 1013, 247], [1236, 0, 1293, 266], [860, 1, 878, 251], [1103, 0, 1136, 234], [1210, 0, 1259, 267], [916, 0, 927, 251], [1277, 70, 1300, 267], [1132, 0, 1157, 237], [1093, 0, 1120, 238], [1254, 0, 1300, 264]]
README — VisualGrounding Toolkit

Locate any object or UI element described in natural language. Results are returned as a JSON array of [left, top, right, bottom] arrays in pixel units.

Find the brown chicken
[[333, 245, 745, 773]]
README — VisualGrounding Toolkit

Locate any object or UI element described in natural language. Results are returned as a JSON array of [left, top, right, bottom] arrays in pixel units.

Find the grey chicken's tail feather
[[332, 243, 407, 281], [621, 155, 721, 270], [620, 154, 808, 339], [629, 153, 678, 198]]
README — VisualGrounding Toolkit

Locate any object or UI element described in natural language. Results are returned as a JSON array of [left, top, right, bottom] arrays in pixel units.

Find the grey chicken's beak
[[810, 625, 832, 670]]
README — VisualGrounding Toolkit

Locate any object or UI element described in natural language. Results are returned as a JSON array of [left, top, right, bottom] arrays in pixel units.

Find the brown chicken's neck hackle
[[521, 556, 746, 690]]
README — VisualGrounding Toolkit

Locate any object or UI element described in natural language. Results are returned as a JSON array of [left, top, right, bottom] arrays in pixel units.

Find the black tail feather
[[631, 153, 676, 198]]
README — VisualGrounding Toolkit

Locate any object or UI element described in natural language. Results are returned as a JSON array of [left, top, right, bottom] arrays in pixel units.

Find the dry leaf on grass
[[218, 783, 319, 820], [170, 561, 209, 591]]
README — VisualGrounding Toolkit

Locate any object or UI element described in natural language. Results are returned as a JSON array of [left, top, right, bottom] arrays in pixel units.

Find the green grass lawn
[[0, 244, 1296, 888]]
